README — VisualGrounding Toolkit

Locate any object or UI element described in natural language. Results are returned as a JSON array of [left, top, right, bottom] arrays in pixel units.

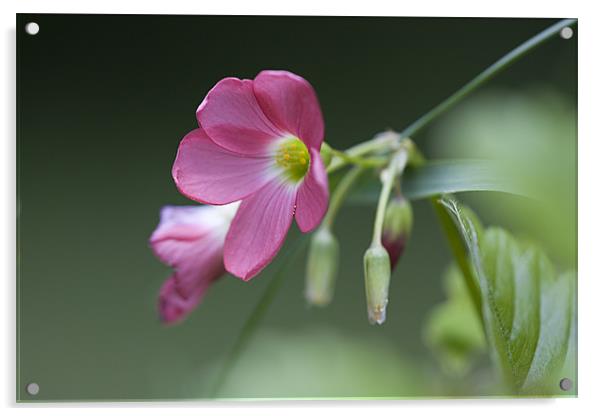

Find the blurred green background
[[17, 15, 576, 400]]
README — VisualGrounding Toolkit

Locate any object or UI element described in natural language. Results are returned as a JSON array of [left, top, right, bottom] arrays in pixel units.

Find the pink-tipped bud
[[381, 196, 413, 269], [363, 245, 391, 325], [305, 227, 339, 306]]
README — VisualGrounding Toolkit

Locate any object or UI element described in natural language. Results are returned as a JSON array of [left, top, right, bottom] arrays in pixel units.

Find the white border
[[3, 1, 601, 415], [3, 0, 585, 17]]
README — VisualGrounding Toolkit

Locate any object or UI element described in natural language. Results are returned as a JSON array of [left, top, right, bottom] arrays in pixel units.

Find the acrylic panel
[[16, 14, 577, 401]]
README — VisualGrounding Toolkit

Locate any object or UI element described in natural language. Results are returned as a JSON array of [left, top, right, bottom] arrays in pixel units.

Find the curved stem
[[399, 18, 576, 139], [371, 172, 395, 246], [327, 133, 398, 174], [329, 148, 387, 169], [371, 151, 409, 246], [323, 166, 365, 229], [328, 19, 575, 171], [211, 236, 309, 397]]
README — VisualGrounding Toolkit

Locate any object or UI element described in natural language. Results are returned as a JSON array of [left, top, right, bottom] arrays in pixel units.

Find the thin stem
[[329, 19, 575, 171], [399, 18, 576, 139], [329, 148, 388, 169], [371, 151, 409, 246], [371, 173, 395, 246], [327, 133, 398, 174], [323, 166, 365, 229], [211, 235, 309, 397]]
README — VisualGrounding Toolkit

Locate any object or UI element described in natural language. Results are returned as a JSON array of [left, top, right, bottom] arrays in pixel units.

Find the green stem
[[323, 166, 365, 229], [329, 148, 387, 169], [211, 235, 309, 397], [371, 151, 408, 246], [327, 133, 398, 174], [329, 19, 575, 173], [399, 18, 576, 139]]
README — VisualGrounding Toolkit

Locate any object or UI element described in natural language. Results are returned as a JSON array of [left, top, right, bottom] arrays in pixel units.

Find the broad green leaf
[[348, 159, 533, 204], [434, 196, 484, 316], [438, 195, 576, 394], [424, 265, 486, 376], [522, 270, 576, 393]]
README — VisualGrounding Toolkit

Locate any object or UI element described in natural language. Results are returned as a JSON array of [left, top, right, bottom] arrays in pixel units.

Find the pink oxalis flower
[[172, 70, 329, 280], [150, 203, 239, 324]]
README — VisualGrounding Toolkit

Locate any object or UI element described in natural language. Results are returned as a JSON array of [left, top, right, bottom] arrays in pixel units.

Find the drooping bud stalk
[[381, 196, 413, 269], [305, 226, 339, 306], [320, 142, 333, 169], [363, 245, 391, 325], [304, 166, 364, 307], [363, 148, 409, 325]]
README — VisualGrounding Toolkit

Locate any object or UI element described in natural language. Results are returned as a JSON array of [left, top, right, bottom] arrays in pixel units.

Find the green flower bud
[[363, 245, 391, 325], [305, 227, 339, 306], [319, 142, 333, 169], [382, 196, 413, 269]]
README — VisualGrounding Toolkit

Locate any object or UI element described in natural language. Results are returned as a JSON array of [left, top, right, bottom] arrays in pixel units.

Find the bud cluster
[[304, 139, 416, 325]]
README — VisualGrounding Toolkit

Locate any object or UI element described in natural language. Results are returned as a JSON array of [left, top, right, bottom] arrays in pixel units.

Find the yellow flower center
[[274, 137, 310, 183]]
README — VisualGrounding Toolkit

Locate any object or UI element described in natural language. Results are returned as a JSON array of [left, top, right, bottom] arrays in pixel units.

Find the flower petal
[[197, 77, 283, 155], [150, 205, 213, 260], [295, 148, 329, 232], [253, 70, 324, 150], [158, 274, 211, 325], [150, 205, 231, 294], [224, 181, 296, 280], [172, 129, 277, 205]]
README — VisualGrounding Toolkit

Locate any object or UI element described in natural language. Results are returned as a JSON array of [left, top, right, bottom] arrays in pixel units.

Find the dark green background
[[17, 14, 576, 401]]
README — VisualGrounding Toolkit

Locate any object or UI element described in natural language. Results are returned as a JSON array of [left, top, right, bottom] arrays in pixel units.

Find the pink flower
[[172, 70, 329, 280], [149, 203, 239, 324]]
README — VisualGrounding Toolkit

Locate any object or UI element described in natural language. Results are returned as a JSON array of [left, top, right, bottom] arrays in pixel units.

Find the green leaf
[[348, 159, 533, 204], [437, 195, 576, 394], [433, 197, 484, 318], [424, 265, 486, 377]]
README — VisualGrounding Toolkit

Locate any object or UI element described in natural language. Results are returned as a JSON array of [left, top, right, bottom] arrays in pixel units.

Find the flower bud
[[319, 142, 333, 169], [382, 196, 413, 269], [305, 227, 339, 306], [363, 245, 391, 325]]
